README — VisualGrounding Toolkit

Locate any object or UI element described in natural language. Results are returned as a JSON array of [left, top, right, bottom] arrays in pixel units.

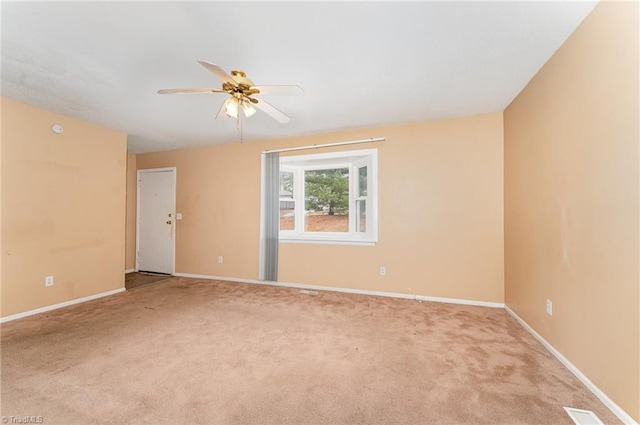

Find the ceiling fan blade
[[157, 88, 225, 95], [198, 61, 235, 85], [252, 85, 304, 96], [254, 99, 290, 124]]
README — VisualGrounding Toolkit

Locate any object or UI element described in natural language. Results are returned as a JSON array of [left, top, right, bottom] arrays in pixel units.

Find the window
[[279, 149, 377, 245], [279, 171, 295, 231]]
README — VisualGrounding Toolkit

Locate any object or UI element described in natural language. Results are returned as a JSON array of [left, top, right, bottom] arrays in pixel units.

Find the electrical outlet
[[379, 266, 386, 276], [546, 299, 553, 315], [218, 256, 223, 264], [45, 276, 54, 287]]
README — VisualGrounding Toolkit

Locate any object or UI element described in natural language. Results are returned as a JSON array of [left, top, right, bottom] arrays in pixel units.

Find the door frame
[[135, 167, 177, 275]]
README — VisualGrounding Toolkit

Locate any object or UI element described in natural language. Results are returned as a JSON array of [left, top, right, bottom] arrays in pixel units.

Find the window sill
[[279, 237, 376, 246]]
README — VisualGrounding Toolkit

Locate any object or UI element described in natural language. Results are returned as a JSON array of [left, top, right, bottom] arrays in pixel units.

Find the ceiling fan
[[158, 61, 303, 124]]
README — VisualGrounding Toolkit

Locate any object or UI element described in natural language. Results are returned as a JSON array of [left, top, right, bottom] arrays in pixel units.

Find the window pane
[[357, 200, 366, 232], [280, 171, 294, 198], [279, 171, 295, 231], [358, 166, 368, 197], [305, 168, 349, 233], [279, 200, 295, 230]]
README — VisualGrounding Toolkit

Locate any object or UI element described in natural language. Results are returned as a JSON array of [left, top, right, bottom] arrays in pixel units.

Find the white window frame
[[354, 160, 369, 233], [279, 148, 378, 246]]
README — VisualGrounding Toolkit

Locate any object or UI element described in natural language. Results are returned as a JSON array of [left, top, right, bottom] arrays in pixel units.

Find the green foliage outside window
[[305, 168, 349, 216]]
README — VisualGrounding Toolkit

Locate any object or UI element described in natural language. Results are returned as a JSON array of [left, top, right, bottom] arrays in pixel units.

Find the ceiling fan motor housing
[[230, 70, 254, 89]]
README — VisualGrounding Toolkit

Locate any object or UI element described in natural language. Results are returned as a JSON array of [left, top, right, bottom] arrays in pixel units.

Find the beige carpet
[[1, 277, 621, 424]]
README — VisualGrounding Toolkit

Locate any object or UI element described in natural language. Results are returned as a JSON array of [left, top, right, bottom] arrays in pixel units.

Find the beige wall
[[136, 112, 504, 303], [504, 1, 639, 421], [125, 153, 137, 271], [1, 97, 127, 318]]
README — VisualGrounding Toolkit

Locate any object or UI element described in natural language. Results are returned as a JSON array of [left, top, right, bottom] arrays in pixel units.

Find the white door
[[137, 168, 175, 274]]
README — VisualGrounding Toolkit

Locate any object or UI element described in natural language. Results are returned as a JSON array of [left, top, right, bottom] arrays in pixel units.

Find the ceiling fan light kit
[[223, 97, 239, 118], [240, 100, 257, 118], [158, 61, 302, 125]]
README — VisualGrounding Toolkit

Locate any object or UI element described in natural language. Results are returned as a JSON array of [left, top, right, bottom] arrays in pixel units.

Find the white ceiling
[[1, 1, 597, 154]]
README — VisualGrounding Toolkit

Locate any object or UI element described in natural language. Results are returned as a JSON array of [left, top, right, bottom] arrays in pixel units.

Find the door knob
[[166, 220, 172, 225]]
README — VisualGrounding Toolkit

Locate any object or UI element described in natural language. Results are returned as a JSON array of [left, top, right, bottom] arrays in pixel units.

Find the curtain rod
[[262, 137, 385, 154]]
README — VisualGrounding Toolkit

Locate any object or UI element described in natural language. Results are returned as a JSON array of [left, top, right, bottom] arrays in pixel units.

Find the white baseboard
[[415, 295, 503, 309], [125, 269, 136, 274], [0, 288, 126, 324], [505, 306, 638, 425], [173, 272, 504, 308]]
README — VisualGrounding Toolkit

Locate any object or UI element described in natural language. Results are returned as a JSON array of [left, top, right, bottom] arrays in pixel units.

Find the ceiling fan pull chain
[[237, 110, 244, 142]]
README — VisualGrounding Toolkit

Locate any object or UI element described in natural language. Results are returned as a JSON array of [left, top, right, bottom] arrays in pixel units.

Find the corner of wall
[[126, 153, 137, 271]]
